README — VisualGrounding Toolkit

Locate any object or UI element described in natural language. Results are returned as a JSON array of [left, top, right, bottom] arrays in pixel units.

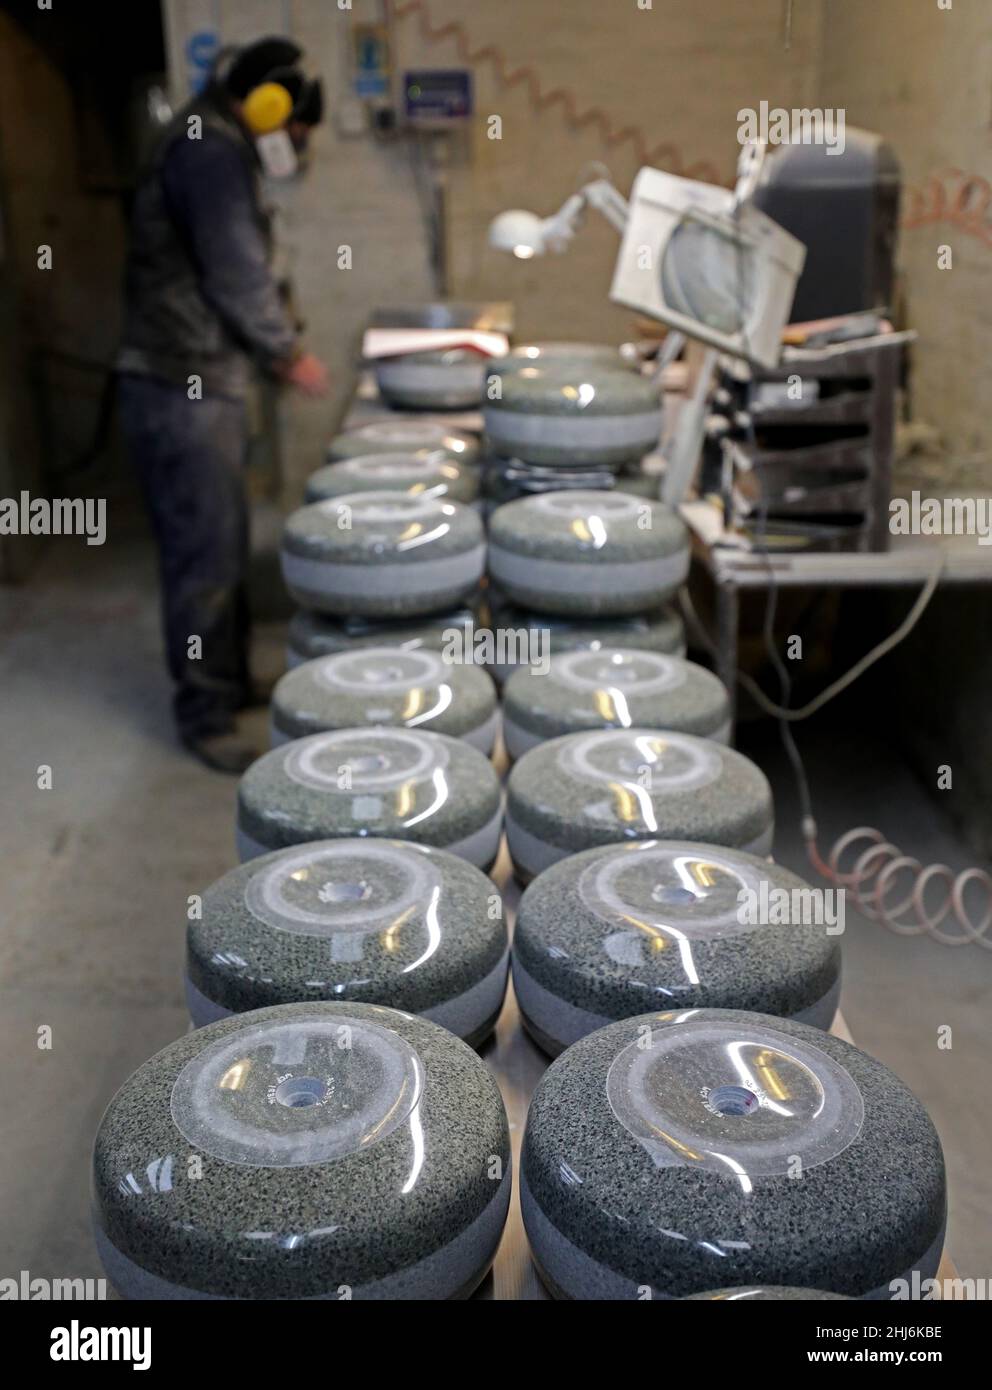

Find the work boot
[[182, 728, 260, 774]]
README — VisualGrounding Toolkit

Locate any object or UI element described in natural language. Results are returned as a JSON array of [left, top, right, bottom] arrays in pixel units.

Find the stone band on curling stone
[[375, 348, 487, 411], [327, 420, 479, 466], [92, 1003, 512, 1300], [502, 648, 731, 760], [286, 607, 478, 670], [512, 840, 841, 1056], [186, 840, 508, 1047], [505, 729, 774, 884], [305, 451, 480, 506], [281, 492, 485, 620], [270, 648, 499, 755], [236, 728, 503, 870], [483, 365, 661, 468], [520, 1009, 945, 1300], [488, 492, 688, 618]]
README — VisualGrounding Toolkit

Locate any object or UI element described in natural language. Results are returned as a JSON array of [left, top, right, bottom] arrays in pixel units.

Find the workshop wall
[[819, 0, 992, 489], [162, 0, 827, 499]]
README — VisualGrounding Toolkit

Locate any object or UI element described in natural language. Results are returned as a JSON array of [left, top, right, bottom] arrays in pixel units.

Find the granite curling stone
[[505, 728, 774, 883], [512, 840, 841, 1056], [305, 451, 480, 506], [684, 1287, 848, 1301], [270, 647, 498, 754], [483, 597, 685, 685], [502, 648, 731, 760], [485, 341, 633, 382], [483, 365, 661, 468], [281, 491, 485, 620], [286, 607, 478, 670], [488, 491, 688, 617], [375, 348, 487, 410], [520, 1008, 946, 1300], [93, 1002, 512, 1299], [237, 727, 502, 869], [186, 839, 508, 1045], [327, 419, 479, 465]]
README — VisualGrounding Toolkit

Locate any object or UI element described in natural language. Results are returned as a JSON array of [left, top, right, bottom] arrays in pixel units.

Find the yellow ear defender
[[242, 81, 294, 136]]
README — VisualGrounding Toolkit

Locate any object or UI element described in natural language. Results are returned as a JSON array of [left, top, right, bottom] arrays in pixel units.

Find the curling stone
[[305, 452, 480, 507], [483, 366, 661, 468], [521, 1009, 946, 1299], [286, 607, 478, 670], [488, 492, 688, 617], [502, 648, 731, 760], [186, 839, 508, 1045], [375, 348, 486, 410], [270, 647, 498, 754], [327, 419, 479, 465], [281, 492, 485, 620], [484, 597, 685, 685], [237, 728, 502, 869], [505, 729, 773, 883], [512, 840, 841, 1056], [485, 341, 633, 381], [93, 1002, 511, 1299]]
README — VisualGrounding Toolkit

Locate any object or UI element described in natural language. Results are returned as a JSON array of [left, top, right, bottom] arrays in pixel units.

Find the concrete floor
[[1, 514, 989, 1289]]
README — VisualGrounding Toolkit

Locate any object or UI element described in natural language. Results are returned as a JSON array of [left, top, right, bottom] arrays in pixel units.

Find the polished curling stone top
[[270, 647, 498, 750], [684, 1287, 849, 1300], [284, 492, 483, 569], [488, 364, 658, 416], [521, 1008, 947, 1300], [490, 491, 686, 565], [92, 1002, 511, 1300], [507, 728, 774, 865], [237, 727, 502, 866], [502, 648, 731, 752], [186, 839, 507, 1028], [512, 841, 840, 1029], [305, 452, 480, 506], [485, 341, 633, 378], [327, 420, 479, 464]]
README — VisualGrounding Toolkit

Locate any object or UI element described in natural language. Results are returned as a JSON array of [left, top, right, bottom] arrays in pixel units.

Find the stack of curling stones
[[186, 839, 508, 1046], [520, 1008, 946, 1300], [93, 1003, 511, 1300], [270, 647, 498, 755]]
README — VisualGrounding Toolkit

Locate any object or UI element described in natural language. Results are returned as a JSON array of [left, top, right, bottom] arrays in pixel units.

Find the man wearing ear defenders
[[117, 36, 329, 773]]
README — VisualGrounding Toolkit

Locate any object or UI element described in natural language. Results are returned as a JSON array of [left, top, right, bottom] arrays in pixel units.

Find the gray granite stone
[[93, 1002, 511, 1299], [488, 492, 688, 617], [502, 648, 731, 759], [375, 349, 487, 410], [684, 1287, 849, 1300], [237, 728, 503, 869], [305, 452, 480, 506], [484, 366, 662, 467], [521, 1008, 946, 1299], [281, 492, 485, 619], [327, 420, 479, 466], [512, 841, 841, 1055], [186, 840, 508, 1045], [506, 729, 774, 882], [485, 342, 632, 381], [286, 606, 480, 669], [484, 596, 685, 685], [271, 647, 498, 753]]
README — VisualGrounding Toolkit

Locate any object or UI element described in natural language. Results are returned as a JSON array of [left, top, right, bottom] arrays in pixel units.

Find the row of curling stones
[[236, 727, 502, 870], [186, 838, 508, 1046], [270, 646, 499, 755], [513, 840, 840, 1055], [502, 647, 730, 760], [505, 727, 774, 884], [520, 1007, 946, 1300], [92, 1002, 511, 1301], [488, 491, 688, 617], [281, 492, 484, 620]]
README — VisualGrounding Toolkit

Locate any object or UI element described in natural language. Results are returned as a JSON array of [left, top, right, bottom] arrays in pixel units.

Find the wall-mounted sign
[[353, 23, 391, 99], [404, 69, 473, 125]]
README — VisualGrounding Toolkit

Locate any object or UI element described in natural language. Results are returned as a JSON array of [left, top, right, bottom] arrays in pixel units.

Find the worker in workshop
[[117, 35, 329, 773]]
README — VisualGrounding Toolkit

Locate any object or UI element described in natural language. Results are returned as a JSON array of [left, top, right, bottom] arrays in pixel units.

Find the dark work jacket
[[117, 87, 297, 400]]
